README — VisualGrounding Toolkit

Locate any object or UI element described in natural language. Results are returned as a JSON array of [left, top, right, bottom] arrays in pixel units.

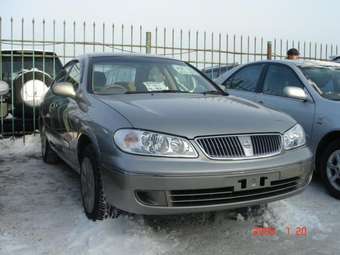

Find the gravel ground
[[0, 135, 339, 255]]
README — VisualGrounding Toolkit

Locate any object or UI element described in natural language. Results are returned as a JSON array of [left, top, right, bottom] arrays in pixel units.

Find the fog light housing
[[136, 190, 168, 206]]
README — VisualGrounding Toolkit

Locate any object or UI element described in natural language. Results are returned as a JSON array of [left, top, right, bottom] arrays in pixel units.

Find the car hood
[[96, 94, 296, 139]]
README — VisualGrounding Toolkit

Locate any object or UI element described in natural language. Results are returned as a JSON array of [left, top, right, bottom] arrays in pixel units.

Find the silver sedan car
[[215, 60, 340, 199], [40, 54, 313, 221]]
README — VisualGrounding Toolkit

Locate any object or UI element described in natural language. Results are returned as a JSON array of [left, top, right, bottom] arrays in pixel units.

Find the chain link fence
[[0, 17, 339, 138]]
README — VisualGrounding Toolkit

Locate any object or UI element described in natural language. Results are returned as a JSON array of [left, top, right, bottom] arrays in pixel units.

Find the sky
[[1, 0, 339, 45]]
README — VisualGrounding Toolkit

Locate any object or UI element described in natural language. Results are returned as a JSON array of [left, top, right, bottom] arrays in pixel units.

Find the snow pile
[[0, 134, 40, 158]]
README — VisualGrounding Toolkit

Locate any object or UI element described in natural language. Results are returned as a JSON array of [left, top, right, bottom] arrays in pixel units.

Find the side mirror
[[52, 82, 76, 98], [283, 86, 308, 101], [0, 80, 9, 96]]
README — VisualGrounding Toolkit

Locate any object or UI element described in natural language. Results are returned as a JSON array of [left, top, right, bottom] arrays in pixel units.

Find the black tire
[[80, 145, 118, 221], [41, 125, 59, 164], [319, 139, 340, 199]]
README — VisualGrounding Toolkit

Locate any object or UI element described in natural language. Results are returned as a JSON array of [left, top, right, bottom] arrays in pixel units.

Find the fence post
[[145, 31, 152, 54], [267, 41, 272, 60]]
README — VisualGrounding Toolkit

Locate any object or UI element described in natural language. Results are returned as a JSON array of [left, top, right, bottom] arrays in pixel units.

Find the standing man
[[287, 48, 300, 60]]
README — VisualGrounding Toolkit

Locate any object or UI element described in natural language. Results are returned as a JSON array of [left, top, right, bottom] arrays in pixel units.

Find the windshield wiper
[[125, 90, 190, 94], [200, 90, 227, 95]]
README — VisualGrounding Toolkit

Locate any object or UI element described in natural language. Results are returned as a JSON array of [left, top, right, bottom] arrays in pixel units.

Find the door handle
[[258, 100, 264, 104]]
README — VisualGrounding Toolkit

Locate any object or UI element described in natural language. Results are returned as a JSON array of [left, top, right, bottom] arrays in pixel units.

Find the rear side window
[[223, 64, 264, 92], [263, 64, 304, 97]]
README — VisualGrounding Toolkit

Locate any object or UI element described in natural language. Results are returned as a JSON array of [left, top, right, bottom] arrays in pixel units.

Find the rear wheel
[[41, 125, 59, 164], [80, 145, 118, 221], [319, 140, 340, 199]]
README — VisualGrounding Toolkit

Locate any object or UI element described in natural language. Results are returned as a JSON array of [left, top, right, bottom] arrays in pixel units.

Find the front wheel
[[80, 145, 118, 221], [320, 140, 340, 199]]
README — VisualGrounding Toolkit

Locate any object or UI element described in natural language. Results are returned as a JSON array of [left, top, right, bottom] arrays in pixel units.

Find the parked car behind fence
[[0, 50, 63, 136]]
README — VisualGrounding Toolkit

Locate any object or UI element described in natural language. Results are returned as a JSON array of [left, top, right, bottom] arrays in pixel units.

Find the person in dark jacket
[[287, 48, 300, 60]]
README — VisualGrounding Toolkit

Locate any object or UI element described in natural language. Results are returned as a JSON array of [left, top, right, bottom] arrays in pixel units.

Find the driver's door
[[256, 63, 315, 143]]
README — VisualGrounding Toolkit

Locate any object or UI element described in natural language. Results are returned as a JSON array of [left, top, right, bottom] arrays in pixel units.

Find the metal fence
[[0, 17, 339, 138]]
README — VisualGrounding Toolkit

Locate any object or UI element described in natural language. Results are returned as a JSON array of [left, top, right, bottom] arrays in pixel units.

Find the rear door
[[256, 63, 315, 141], [220, 64, 265, 101]]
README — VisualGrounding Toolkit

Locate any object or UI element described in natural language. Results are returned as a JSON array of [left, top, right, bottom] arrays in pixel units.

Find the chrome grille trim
[[195, 133, 283, 160], [167, 177, 300, 207]]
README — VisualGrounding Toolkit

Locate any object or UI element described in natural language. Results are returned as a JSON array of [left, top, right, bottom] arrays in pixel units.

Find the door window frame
[[222, 63, 267, 93], [258, 63, 313, 102]]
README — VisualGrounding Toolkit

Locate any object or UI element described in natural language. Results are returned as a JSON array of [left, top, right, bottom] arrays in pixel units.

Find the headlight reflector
[[114, 129, 198, 157], [283, 124, 306, 150]]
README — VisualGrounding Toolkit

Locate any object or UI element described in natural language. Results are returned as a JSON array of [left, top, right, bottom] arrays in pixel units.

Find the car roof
[[243, 59, 340, 68], [83, 53, 183, 62], [1, 49, 59, 56]]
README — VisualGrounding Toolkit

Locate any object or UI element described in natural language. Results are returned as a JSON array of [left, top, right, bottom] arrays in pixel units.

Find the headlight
[[114, 129, 198, 158], [283, 124, 306, 150]]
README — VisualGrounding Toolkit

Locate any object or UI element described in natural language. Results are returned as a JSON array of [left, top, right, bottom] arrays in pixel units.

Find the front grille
[[196, 134, 282, 159], [167, 177, 300, 207]]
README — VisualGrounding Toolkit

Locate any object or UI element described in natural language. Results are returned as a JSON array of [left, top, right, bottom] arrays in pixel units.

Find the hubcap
[[81, 158, 96, 213], [326, 150, 340, 191]]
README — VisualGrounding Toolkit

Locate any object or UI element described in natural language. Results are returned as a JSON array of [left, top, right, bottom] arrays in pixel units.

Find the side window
[[54, 69, 67, 83], [263, 64, 304, 97], [223, 64, 264, 92], [66, 62, 81, 89]]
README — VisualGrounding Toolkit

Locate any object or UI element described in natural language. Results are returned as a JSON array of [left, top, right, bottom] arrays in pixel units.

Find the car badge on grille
[[238, 136, 254, 157]]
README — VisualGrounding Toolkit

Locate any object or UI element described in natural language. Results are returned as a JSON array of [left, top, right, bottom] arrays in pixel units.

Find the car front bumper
[[100, 146, 313, 215]]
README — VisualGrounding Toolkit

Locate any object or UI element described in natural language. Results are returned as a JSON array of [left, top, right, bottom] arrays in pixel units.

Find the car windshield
[[300, 65, 340, 100], [1, 55, 63, 83], [91, 58, 221, 95]]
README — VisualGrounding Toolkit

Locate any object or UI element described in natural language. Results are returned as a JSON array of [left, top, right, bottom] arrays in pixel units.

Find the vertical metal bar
[[93, 22, 96, 53], [297, 41, 300, 54], [180, 29, 183, 60], [53, 20, 56, 77], [303, 41, 306, 60], [188, 30, 191, 63], [273, 38, 276, 60], [163, 27, 166, 56], [233, 34, 236, 63], [325, 44, 328, 60], [112, 24, 114, 53], [336, 45, 339, 56], [226, 34, 229, 64], [73, 21, 76, 57], [83, 21, 86, 55], [32, 18, 36, 133], [10, 18, 14, 136], [247, 36, 250, 63], [218, 33, 221, 73], [130, 25, 133, 53], [21, 18, 25, 140], [195, 31, 199, 68], [309, 42, 312, 60], [240, 35, 243, 64], [121, 24, 124, 52], [203, 31, 206, 69], [211, 32, 214, 78], [139, 25, 142, 53], [102, 23, 105, 52], [286, 39, 289, 57], [331, 44, 334, 58], [260, 37, 263, 60], [63, 20, 66, 63], [320, 44, 323, 60], [280, 39, 283, 59], [254, 37, 256, 61], [171, 28, 174, 57], [314, 42, 317, 60]]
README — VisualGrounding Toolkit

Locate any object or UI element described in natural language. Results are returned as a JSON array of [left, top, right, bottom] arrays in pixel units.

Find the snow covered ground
[[0, 135, 339, 255]]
